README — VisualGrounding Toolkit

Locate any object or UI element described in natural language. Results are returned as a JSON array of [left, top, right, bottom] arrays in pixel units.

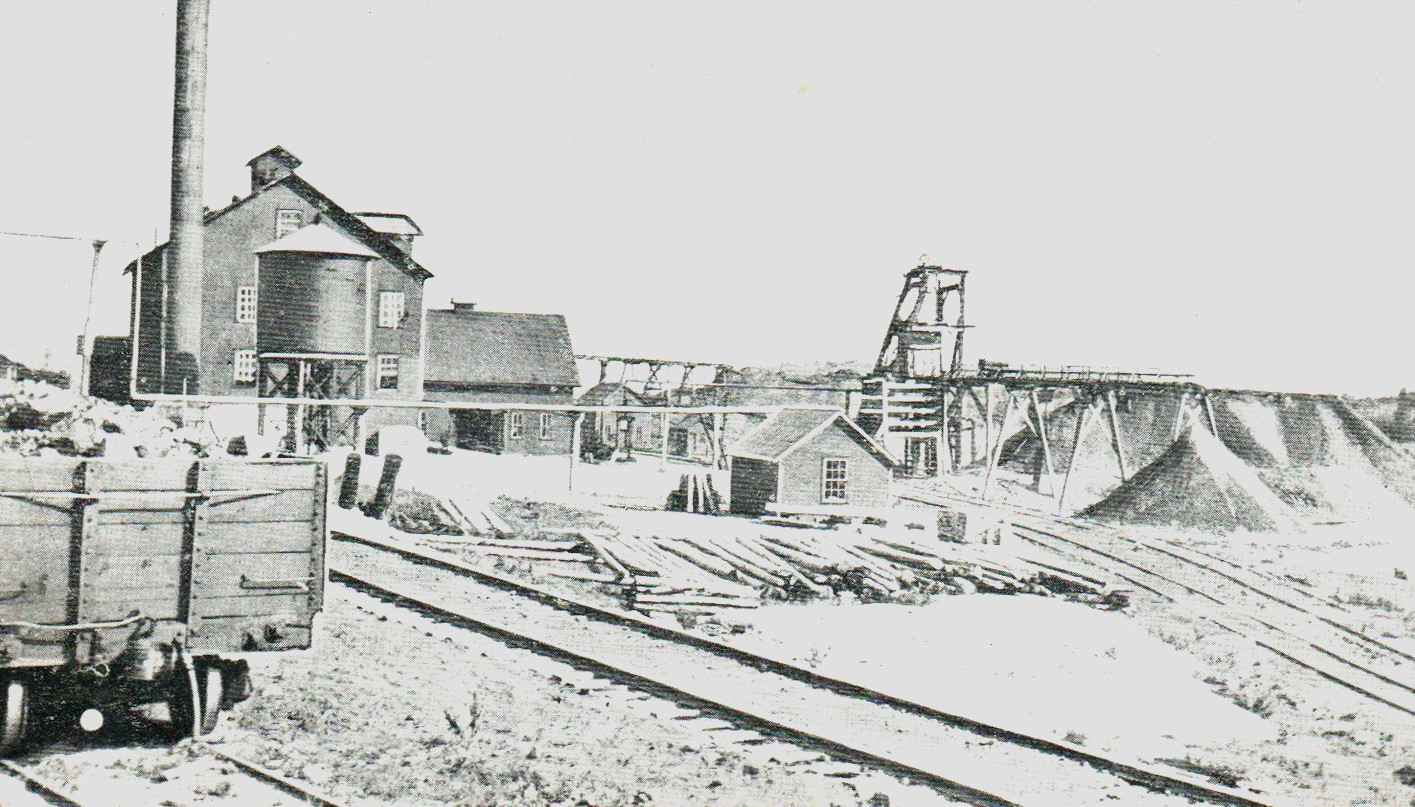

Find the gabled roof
[[123, 152, 432, 282], [425, 309, 578, 387], [728, 407, 898, 466], [353, 212, 422, 236], [577, 382, 648, 406], [254, 222, 380, 257]]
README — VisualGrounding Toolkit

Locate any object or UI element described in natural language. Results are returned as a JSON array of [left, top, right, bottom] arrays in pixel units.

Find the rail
[[329, 528, 1287, 807]]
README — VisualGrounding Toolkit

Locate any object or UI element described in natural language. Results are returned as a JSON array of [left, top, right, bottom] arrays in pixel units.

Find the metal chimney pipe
[[165, 0, 211, 394]]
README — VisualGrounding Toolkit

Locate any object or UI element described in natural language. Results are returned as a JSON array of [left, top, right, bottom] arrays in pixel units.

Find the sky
[[1, 1, 1412, 395]]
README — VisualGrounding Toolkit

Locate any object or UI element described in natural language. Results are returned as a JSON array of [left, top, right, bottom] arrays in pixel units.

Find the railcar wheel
[[0, 679, 28, 755], [168, 659, 223, 740]]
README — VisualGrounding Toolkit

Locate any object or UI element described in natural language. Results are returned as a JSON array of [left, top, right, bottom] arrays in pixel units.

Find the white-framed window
[[601, 415, 615, 443], [235, 285, 257, 324], [539, 413, 553, 441], [822, 457, 848, 503], [275, 209, 303, 239], [378, 291, 405, 328], [233, 349, 257, 385], [376, 354, 399, 390], [508, 412, 523, 439]]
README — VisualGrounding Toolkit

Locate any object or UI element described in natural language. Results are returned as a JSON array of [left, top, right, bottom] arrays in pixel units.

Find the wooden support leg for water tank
[[982, 393, 1017, 501], [1032, 389, 1057, 496], [1106, 389, 1129, 482], [1058, 398, 1094, 513]]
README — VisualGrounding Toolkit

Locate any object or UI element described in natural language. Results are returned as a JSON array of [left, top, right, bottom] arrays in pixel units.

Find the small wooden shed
[[726, 408, 898, 515]]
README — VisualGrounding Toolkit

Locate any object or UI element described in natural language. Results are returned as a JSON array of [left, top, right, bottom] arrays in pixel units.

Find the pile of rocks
[[0, 380, 219, 458]]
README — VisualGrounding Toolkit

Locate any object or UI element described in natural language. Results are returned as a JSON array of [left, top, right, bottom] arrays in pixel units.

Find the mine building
[[726, 408, 898, 515], [124, 146, 430, 448], [422, 303, 579, 455]]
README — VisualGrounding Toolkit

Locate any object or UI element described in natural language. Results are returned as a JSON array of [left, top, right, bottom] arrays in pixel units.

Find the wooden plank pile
[[505, 524, 1126, 615]]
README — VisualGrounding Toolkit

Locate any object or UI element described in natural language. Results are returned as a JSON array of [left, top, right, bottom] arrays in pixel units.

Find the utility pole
[[77, 239, 107, 395], [164, 0, 211, 394]]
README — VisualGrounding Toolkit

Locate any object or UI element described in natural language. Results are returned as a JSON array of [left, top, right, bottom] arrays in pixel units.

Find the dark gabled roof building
[[422, 303, 581, 456]]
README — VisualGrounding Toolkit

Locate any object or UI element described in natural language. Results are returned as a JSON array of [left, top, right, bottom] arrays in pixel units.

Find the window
[[235, 285, 257, 324], [378, 291, 405, 328], [233, 349, 257, 385], [376, 355, 399, 390], [275, 209, 303, 239], [539, 413, 553, 441], [822, 458, 848, 503], [508, 412, 523, 439]]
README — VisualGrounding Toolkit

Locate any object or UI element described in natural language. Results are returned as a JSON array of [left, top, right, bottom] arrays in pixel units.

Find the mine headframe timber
[[860, 261, 1204, 484], [872, 263, 969, 381]]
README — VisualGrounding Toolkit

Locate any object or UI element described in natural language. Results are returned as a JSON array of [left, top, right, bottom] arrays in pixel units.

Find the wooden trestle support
[[864, 376, 1221, 513], [258, 355, 368, 453]]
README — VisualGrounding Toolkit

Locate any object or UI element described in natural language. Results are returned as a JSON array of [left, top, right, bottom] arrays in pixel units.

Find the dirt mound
[[1251, 398, 1415, 523], [1081, 424, 1305, 534], [999, 392, 1185, 512], [1209, 394, 1290, 467]]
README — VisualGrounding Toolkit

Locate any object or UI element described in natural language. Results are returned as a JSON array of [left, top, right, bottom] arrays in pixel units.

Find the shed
[[726, 408, 898, 515]]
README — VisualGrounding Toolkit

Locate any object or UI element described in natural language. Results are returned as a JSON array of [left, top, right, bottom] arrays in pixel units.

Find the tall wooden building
[[125, 147, 431, 447]]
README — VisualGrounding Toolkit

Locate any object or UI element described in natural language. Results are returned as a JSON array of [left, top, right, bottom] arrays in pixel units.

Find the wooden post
[[660, 412, 670, 471], [1032, 389, 1056, 496], [1203, 394, 1219, 436], [367, 454, 402, 520], [568, 412, 585, 492], [1106, 389, 1129, 481], [1173, 391, 1190, 439], [937, 387, 953, 475], [712, 412, 723, 470], [879, 378, 891, 439], [1058, 398, 1094, 513], [338, 453, 362, 510], [77, 240, 106, 395], [981, 393, 1016, 501], [352, 406, 369, 453], [984, 383, 994, 467]]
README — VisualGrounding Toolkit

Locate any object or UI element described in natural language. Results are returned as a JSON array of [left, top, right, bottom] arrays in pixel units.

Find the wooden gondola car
[[0, 456, 326, 751]]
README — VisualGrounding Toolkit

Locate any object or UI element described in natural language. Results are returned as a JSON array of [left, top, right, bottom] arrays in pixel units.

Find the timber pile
[[665, 472, 724, 514], [528, 526, 1127, 615]]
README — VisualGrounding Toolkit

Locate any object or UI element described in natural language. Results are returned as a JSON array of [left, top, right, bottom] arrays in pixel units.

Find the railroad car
[[0, 455, 327, 752]]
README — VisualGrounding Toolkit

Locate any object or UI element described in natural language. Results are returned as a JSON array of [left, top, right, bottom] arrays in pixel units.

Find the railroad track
[[902, 488, 1415, 717], [0, 746, 346, 807], [1007, 519, 1415, 715], [329, 529, 1287, 807]]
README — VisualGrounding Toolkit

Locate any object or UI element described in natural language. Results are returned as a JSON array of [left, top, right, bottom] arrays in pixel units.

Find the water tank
[[254, 223, 378, 356]]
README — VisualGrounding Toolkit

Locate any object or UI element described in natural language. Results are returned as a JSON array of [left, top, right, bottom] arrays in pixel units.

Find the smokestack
[[165, 0, 211, 394]]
